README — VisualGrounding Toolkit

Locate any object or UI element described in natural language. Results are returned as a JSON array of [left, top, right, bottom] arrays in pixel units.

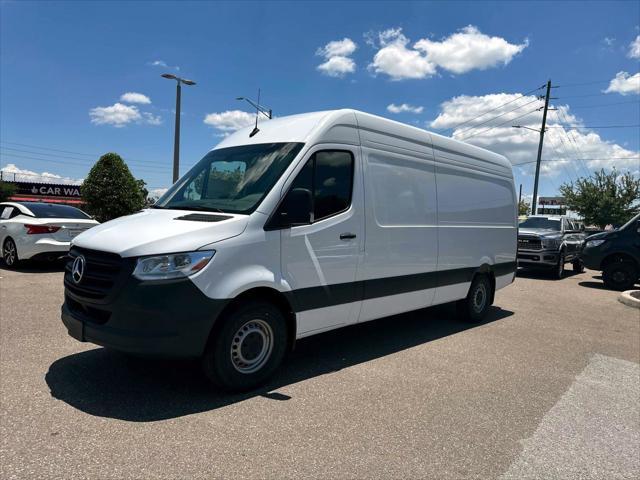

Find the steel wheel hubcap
[[473, 284, 487, 312], [230, 319, 273, 374]]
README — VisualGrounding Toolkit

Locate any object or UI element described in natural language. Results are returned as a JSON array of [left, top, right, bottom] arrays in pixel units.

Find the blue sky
[[1, 1, 639, 198]]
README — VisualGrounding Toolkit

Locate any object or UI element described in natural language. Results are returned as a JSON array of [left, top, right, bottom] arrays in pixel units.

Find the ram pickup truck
[[581, 213, 640, 291], [517, 215, 587, 279]]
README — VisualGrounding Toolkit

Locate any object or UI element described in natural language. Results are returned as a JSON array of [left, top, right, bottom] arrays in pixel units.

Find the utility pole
[[161, 74, 196, 183], [531, 79, 552, 216], [518, 183, 523, 211]]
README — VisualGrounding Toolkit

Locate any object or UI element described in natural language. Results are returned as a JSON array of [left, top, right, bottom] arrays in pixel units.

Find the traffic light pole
[[531, 79, 552, 216]]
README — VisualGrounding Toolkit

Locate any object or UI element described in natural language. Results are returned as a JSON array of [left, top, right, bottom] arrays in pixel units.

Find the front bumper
[[517, 249, 559, 267], [62, 276, 228, 358], [580, 248, 604, 271]]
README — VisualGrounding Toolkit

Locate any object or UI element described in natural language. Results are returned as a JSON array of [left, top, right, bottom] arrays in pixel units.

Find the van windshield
[[154, 143, 304, 214]]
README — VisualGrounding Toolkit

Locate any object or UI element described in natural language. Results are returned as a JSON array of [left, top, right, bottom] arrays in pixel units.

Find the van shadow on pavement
[[46, 304, 513, 422]]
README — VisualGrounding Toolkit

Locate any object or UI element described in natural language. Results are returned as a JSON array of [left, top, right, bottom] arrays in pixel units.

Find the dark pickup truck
[[517, 215, 587, 279], [581, 213, 640, 291]]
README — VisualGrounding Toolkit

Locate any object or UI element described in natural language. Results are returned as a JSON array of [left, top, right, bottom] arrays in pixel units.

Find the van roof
[[214, 109, 511, 171]]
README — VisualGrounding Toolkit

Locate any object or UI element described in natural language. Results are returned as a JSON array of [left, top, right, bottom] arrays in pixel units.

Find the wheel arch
[[601, 251, 639, 270], [473, 263, 496, 305], [208, 286, 297, 354]]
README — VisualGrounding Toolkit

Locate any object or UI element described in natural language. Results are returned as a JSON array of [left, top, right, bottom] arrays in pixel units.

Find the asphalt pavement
[[1, 263, 638, 479]]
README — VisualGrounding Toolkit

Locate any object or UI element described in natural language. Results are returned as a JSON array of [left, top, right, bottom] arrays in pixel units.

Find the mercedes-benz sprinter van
[[62, 109, 517, 391]]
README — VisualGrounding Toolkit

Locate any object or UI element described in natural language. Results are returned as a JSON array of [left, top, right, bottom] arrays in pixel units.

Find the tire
[[2, 238, 19, 269], [554, 251, 565, 279], [201, 301, 288, 392], [602, 261, 638, 291], [457, 274, 492, 323], [572, 258, 584, 273]]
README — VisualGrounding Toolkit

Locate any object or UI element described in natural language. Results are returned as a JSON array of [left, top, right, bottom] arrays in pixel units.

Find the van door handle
[[340, 232, 356, 240]]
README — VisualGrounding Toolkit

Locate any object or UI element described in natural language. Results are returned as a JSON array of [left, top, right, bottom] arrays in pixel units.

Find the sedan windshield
[[519, 217, 561, 230], [155, 143, 304, 214]]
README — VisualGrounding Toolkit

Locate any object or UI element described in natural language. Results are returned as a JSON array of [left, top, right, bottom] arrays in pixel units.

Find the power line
[[0, 141, 167, 167], [555, 93, 610, 99], [0, 153, 171, 173], [546, 124, 640, 129], [553, 110, 591, 177], [554, 79, 612, 88], [569, 100, 640, 109], [458, 107, 542, 141], [442, 84, 545, 132], [452, 97, 541, 136], [512, 156, 640, 166]]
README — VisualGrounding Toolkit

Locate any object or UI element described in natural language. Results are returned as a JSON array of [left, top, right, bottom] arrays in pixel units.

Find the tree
[[0, 180, 16, 202], [518, 200, 530, 216], [559, 169, 640, 228], [82, 153, 146, 222]]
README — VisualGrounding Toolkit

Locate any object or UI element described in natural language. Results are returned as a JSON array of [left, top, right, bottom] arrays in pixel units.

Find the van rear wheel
[[457, 274, 492, 323], [201, 301, 287, 392]]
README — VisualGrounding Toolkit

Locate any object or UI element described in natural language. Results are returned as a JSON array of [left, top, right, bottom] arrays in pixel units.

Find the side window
[[0, 207, 13, 220], [278, 150, 354, 225], [313, 151, 354, 221], [9, 208, 22, 219]]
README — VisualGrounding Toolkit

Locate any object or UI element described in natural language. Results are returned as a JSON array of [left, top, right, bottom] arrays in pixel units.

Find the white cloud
[[628, 35, 640, 59], [604, 71, 640, 95], [120, 92, 151, 104], [368, 28, 436, 80], [142, 112, 162, 125], [90, 102, 141, 127], [316, 38, 357, 58], [89, 102, 162, 127], [203, 110, 262, 133], [428, 92, 639, 176], [603, 37, 616, 47], [148, 188, 168, 200], [387, 103, 424, 114], [316, 38, 357, 77], [368, 26, 527, 80], [148, 59, 180, 71], [0, 163, 83, 184]]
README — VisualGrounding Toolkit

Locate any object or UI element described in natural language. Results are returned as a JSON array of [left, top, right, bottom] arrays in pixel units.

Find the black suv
[[517, 215, 587, 278], [581, 213, 640, 291]]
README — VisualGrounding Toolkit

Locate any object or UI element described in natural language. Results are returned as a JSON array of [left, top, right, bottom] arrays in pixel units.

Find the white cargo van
[[62, 109, 517, 391]]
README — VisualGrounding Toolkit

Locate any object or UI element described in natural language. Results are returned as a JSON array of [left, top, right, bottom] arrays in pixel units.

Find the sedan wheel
[[3, 238, 18, 268]]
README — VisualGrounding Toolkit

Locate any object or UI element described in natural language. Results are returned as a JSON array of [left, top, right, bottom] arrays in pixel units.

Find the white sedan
[[0, 201, 99, 268]]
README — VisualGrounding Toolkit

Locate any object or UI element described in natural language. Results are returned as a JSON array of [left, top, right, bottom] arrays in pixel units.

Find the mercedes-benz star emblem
[[71, 255, 86, 284]]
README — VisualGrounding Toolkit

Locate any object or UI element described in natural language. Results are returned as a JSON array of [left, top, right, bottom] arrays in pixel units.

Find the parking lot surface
[[1, 265, 638, 479]]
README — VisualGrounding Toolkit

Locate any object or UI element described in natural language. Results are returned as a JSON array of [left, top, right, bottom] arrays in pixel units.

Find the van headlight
[[133, 251, 215, 281]]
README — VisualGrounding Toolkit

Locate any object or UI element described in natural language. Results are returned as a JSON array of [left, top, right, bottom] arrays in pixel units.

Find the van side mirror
[[275, 188, 312, 228]]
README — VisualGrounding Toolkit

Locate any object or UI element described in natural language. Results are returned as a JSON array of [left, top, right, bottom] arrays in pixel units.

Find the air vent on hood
[[174, 213, 232, 222]]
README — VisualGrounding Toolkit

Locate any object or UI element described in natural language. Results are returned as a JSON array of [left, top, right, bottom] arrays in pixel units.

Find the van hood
[[72, 209, 249, 257]]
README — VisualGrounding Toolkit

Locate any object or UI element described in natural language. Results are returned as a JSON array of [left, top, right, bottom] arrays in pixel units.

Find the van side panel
[[355, 117, 439, 323], [431, 139, 517, 305]]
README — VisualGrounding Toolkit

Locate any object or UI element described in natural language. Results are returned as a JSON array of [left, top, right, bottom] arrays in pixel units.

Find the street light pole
[[162, 73, 196, 183], [172, 81, 181, 183]]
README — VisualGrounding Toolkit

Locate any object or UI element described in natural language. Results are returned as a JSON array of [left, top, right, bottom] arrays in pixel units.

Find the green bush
[[82, 153, 146, 222]]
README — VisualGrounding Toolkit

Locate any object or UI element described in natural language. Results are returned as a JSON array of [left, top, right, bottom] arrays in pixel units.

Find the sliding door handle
[[340, 232, 357, 240]]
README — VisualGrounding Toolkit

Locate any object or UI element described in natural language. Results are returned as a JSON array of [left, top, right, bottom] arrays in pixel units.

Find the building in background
[[3, 180, 83, 206]]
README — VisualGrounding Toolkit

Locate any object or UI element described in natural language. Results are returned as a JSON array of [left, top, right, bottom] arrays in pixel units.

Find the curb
[[618, 290, 640, 309]]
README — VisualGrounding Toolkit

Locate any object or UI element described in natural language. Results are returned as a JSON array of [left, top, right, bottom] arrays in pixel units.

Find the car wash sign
[[12, 181, 82, 198]]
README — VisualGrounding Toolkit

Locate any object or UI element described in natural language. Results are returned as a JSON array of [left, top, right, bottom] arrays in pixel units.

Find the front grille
[[518, 236, 542, 251], [64, 247, 125, 301]]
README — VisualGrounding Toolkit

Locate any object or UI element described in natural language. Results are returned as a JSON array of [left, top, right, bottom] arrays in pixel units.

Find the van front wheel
[[202, 301, 287, 392], [457, 274, 492, 323]]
